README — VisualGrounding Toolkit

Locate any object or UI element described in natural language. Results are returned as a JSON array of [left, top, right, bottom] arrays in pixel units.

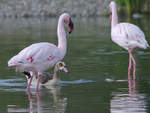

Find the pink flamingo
[[109, 1, 149, 79], [8, 13, 74, 92]]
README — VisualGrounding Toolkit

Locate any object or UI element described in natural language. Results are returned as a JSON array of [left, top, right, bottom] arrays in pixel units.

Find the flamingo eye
[[64, 19, 68, 24]]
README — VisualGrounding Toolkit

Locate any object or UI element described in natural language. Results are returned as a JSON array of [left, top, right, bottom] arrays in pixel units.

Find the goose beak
[[63, 67, 69, 73], [68, 18, 74, 34]]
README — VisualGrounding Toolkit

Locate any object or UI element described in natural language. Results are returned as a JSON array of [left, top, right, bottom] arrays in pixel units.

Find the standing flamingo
[[109, 1, 149, 79], [8, 13, 74, 92]]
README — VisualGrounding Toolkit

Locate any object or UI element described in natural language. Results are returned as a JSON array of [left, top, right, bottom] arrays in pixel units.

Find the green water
[[0, 16, 150, 113]]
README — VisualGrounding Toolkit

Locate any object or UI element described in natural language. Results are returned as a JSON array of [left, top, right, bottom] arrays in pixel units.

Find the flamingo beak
[[109, 12, 112, 19], [68, 18, 74, 34]]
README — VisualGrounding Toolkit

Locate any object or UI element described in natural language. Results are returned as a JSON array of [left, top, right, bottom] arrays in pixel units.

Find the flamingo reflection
[[110, 76, 147, 113], [27, 86, 67, 113]]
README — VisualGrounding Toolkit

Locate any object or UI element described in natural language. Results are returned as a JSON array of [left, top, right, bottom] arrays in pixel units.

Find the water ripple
[[92, 50, 127, 55], [0, 78, 26, 87], [0, 78, 26, 92], [105, 78, 127, 82], [111, 92, 147, 113], [137, 51, 150, 55], [1, 88, 26, 92], [0, 78, 94, 92], [61, 79, 94, 86]]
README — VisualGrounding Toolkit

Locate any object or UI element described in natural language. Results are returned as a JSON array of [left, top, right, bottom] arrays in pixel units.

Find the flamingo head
[[62, 13, 74, 34], [109, 1, 117, 19], [55, 61, 68, 73], [68, 18, 74, 34]]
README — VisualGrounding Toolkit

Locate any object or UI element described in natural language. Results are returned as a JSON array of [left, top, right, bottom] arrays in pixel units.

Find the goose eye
[[59, 63, 64, 67]]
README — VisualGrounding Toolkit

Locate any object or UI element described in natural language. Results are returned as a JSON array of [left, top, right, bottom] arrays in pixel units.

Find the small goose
[[23, 61, 68, 87]]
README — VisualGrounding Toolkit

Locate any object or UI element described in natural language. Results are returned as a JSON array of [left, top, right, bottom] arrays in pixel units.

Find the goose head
[[55, 61, 68, 73]]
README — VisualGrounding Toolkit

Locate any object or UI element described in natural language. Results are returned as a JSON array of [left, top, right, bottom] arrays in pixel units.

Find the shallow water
[[0, 16, 150, 113]]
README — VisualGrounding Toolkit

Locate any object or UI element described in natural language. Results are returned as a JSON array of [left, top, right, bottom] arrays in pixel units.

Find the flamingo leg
[[131, 53, 136, 80], [27, 91, 33, 112], [27, 75, 33, 92], [128, 76, 132, 94], [36, 74, 41, 92], [128, 50, 132, 79]]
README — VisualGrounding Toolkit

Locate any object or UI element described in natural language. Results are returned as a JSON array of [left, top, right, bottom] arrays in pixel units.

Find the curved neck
[[53, 68, 59, 80], [111, 6, 118, 28], [57, 17, 67, 57]]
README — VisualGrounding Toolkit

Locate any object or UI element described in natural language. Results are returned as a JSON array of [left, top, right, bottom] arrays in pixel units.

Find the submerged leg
[[27, 75, 33, 92], [26, 91, 34, 112], [128, 50, 132, 79], [36, 74, 41, 92], [131, 53, 136, 80]]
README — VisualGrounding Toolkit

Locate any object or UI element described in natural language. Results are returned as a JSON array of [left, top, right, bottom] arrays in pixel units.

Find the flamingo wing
[[111, 23, 149, 50], [8, 42, 61, 68]]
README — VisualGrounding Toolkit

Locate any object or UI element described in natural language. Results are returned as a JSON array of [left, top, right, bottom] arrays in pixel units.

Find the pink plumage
[[109, 1, 149, 79], [8, 13, 74, 92]]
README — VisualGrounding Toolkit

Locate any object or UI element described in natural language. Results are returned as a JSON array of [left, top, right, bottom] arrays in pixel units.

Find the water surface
[[0, 16, 150, 113]]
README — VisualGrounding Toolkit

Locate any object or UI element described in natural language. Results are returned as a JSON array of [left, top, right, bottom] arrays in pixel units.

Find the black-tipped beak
[[68, 18, 74, 34], [109, 12, 112, 19], [63, 67, 69, 73]]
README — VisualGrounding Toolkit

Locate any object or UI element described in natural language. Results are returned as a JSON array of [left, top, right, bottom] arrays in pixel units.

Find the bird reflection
[[128, 75, 136, 95], [110, 76, 147, 113], [7, 86, 67, 113], [27, 86, 67, 113]]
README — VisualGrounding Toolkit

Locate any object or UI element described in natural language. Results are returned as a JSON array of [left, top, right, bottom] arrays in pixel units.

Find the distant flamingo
[[8, 13, 74, 92], [109, 1, 149, 79]]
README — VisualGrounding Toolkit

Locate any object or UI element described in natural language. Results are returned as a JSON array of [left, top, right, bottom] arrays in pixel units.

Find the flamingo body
[[111, 23, 149, 50], [8, 42, 61, 72], [109, 1, 149, 79], [8, 13, 74, 92]]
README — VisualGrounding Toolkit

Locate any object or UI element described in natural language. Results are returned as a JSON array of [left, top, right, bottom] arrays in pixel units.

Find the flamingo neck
[[57, 17, 67, 58], [111, 6, 118, 28]]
